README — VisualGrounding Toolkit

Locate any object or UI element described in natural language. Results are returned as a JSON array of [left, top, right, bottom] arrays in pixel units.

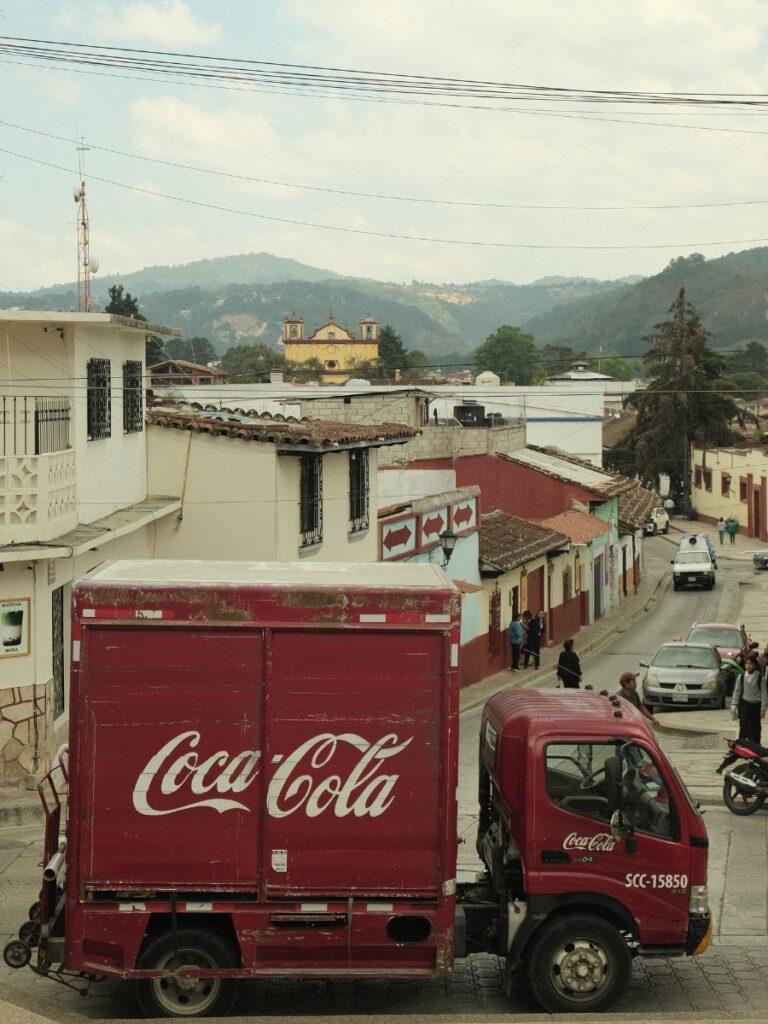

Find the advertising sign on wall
[[0, 598, 30, 658]]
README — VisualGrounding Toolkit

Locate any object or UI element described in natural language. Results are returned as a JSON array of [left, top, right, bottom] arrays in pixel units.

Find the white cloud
[[59, 1, 221, 48]]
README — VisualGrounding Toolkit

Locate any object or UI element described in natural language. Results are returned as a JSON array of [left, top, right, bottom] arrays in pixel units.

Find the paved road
[[5, 536, 768, 1020]]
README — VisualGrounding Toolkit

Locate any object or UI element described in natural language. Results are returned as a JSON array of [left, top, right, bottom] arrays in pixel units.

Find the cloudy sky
[[2, 0, 768, 291]]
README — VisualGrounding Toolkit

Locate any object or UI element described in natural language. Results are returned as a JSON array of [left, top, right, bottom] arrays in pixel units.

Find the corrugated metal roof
[[502, 447, 630, 497]]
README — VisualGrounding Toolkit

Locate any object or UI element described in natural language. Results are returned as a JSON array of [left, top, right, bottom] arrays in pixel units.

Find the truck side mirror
[[610, 809, 631, 843], [605, 756, 623, 815]]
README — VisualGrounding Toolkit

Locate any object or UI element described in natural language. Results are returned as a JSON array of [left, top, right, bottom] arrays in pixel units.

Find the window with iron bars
[[123, 360, 144, 433], [87, 358, 111, 440], [349, 449, 369, 533], [299, 455, 323, 547]]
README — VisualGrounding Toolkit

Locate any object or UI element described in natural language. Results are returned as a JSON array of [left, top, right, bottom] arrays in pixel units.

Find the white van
[[672, 538, 716, 590]]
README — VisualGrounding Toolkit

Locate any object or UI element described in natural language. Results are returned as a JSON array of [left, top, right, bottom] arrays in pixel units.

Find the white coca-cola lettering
[[132, 730, 411, 818], [267, 732, 412, 819], [133, 731, 261, 816], [563, 832, 616, 853]]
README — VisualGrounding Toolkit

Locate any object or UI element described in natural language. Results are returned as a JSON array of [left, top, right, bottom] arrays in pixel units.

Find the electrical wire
[[5, 117, 768, 212], [4, 142, 768, 252]]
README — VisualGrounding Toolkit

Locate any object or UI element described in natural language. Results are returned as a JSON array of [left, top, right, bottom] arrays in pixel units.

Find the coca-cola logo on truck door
[[563, 832, 616, 853], [132, 730, 412, 818]]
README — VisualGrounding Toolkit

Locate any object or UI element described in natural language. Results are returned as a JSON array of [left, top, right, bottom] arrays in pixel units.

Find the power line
[[5, 141, 768, 252], [5, 117, 768, 212]]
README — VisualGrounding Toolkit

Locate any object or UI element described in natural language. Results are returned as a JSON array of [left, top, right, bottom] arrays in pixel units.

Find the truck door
[[534, 739, 690, 946]]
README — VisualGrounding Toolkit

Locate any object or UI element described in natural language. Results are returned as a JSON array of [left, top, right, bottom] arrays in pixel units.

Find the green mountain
[[8, 254, 633, 357], [524, 249, 768, 355]]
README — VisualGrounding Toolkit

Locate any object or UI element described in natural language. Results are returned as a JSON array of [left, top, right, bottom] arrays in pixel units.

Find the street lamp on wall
[[438, 528, 457, 568]]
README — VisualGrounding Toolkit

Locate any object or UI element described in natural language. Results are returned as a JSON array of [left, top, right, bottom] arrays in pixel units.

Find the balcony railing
[[1, 396, 71, 456]]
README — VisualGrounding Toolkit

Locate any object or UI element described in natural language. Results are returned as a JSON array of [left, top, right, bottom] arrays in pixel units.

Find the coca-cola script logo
[[132, 730, 412, 818], [563, 832, 616, 853]]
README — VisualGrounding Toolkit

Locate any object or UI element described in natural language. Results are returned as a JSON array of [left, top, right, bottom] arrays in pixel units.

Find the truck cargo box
[[68, 561, 461, 905]]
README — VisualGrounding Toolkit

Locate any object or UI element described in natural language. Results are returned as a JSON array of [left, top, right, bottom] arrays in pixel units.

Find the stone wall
[[299, 393, 422, 427], [378, 423, 525, 466], [0, 684, 49, 785]]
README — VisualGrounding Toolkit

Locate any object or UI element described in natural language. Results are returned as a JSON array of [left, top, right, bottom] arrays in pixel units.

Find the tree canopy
[[475, 325, 540, 384], [104, 285, 165, 363], [165, 336, 218, 365], [609, 288, 740, 511]]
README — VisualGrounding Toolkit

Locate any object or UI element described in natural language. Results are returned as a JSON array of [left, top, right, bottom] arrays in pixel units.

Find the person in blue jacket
[[508, 612, 524, 672]]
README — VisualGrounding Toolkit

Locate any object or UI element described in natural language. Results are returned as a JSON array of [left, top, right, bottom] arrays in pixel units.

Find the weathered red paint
[[452, 455, 598, 519], [60, 564, 460, 980]]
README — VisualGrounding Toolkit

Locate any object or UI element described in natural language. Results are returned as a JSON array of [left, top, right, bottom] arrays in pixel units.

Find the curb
[[0, 797, 43, 829], [460, 571, 668, 716]]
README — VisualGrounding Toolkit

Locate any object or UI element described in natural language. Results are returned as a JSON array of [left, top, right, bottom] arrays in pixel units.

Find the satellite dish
[[89, 257, 100, 273], [73, 185, 83, 202]]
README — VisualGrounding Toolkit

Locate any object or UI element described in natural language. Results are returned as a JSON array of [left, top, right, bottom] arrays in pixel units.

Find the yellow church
[[281, 313, 380, 383]]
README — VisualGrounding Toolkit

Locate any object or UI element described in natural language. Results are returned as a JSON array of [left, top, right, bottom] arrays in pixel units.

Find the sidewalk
[[460, 568, 668, 714]]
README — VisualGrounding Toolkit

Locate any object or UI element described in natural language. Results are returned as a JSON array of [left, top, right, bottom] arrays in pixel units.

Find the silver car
[[640, 642, 728, 710]]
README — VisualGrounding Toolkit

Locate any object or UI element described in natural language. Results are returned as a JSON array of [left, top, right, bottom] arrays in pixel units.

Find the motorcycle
[[717, 738, 768, 815]]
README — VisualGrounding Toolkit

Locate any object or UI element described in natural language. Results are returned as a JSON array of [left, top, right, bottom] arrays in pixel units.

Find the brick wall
[[300, 393, 421, 427], [378, 424, 525, 466]]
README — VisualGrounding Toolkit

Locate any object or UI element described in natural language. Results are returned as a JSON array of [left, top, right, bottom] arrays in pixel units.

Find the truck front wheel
[[135, 928, 239, 1019], [525, 913, 632, 1013]]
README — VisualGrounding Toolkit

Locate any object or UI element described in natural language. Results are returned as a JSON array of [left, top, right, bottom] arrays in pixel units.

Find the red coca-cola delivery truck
[[3, 560, 711, 1017]]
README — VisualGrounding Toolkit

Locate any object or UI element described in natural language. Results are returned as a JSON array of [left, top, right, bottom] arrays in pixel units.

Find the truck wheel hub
[[552, 940, 608, 998], [153, 949, 221, 1015]]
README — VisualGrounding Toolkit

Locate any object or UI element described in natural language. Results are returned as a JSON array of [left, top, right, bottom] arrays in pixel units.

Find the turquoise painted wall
[[409, 531, 481, 646]]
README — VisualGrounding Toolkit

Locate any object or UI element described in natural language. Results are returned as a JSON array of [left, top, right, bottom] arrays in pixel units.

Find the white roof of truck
[[86, 559, 453, 589]]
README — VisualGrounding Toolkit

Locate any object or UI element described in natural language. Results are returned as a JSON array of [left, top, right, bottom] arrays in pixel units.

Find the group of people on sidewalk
[[716, 516, 740, 545], [508, 611, 546, 671]]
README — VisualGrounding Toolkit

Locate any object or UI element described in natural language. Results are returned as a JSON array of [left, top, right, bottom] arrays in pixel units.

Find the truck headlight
[[690, 884, 708, 915]]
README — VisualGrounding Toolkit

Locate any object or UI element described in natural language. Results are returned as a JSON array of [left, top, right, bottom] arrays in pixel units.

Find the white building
[[155, 382, 605, 464], [0, 311, 180, 786], [147, 407, 417, 563]]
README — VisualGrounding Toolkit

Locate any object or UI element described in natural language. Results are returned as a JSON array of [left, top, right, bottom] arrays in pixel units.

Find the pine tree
[[615, 288, 739, 512], [378, 324, 409, 378]]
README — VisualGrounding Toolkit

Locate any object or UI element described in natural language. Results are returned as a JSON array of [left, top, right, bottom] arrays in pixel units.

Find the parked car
[[644, 506, 670, 535], [754, 551, 768, 570], [679, 622, 753, 696], [641, 642, 729, 709]]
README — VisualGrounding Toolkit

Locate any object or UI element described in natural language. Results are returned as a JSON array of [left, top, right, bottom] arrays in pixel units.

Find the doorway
[[593, 554, 604, 620]]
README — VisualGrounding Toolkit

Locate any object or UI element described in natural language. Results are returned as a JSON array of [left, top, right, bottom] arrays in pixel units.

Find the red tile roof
[[540, 510, 611, 545], [619, 483, 662, 531], [147, 408, 418, 450], [480, 509, 569, 574]]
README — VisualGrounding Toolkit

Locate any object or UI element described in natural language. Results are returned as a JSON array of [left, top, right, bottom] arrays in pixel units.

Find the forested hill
[[523, 249, 768, 355]]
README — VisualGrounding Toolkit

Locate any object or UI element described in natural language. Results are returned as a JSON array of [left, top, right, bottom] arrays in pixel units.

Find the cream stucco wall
[[691, 447, 768, 528], [0, 320, 149, 531], [147, 426, 379, 563]]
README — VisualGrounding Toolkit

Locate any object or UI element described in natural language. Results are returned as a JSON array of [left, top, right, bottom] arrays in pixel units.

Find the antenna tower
[[74, 138, 92, 312]]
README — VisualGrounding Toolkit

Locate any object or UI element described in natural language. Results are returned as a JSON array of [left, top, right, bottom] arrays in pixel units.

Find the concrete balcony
[[1, 396, 76, 544]]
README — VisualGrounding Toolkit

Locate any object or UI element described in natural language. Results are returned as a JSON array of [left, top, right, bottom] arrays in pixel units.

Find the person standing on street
[[617, 672, 657, 727], [726, 517, 738, 545], [717, 517, 726, 544], [731, 653, 767, 745], [527, 610, 546, 670], [508, 613, 524, 672], [556, 638, 582, 688], [521, 611, 533, 668]]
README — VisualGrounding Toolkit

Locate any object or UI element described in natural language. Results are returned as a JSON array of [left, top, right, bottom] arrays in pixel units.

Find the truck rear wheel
[[525, 913, 631, 1013], [135, 928, 239, 1018]]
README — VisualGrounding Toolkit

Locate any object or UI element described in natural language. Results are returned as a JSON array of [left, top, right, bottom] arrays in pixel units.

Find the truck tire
[[135, 928, 239, 1019], [525, 913, 631, 1014]]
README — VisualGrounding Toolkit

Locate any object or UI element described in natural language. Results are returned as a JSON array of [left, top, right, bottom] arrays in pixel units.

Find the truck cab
[[469, 688, 710, 1013]]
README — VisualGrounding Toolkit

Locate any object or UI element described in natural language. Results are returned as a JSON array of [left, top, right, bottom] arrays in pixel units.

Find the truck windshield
[[652, 647, 716, 669], [675, 552, 710, 565], [545, 741, 675, 840]]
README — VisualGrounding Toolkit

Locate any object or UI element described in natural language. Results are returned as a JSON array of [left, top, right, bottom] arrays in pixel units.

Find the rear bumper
[[686, 911, 712, 956], [673, 574, 714, 587]]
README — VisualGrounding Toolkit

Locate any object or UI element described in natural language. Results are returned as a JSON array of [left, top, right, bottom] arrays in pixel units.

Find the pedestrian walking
[[616, 671, 657, 727], [717, 517, 726, 544], [521, 611, 533, 668], [726, 517, 738, 545], [526, 610, 546, 670], [508, 613, 524, 672], [730, 653, 767, 745], [556, 638, 582, 688]]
